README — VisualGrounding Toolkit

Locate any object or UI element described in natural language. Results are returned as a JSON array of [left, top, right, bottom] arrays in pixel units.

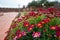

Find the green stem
[[44, 33, 45, 40], [47, 24, 50, 40], [48, 37, 49, 40], [43, 25, 45, 40]]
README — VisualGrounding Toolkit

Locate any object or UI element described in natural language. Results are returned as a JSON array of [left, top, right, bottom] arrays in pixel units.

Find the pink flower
[[23, 21, 29, 27], [32, 32, 41, 38], [21, 31, 26, 36]]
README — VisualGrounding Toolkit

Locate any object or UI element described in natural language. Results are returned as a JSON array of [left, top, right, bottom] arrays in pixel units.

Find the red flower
[[50, 25, 60, 38], [43, 30, 46, 32], [38, 25, 43, 28], [36, 22, 43, 28], [25, 15, 29, 19], [21, 16, 26, 19], [30, 24, 35, 28], [56, 31, 60, 38], [43, 9, 49, 13], [28, 27, 33, 31], [16, 30, 20, 36], [48, 7, 56, 12], [17, 33, 22, 38], [28, 24, 34, 31], [55, 11, 60, 17], [38, 8, 44, 12], [50, 26, 56, 30], [40, 21, 45, 24], [16, 30, 26, 38], [29, 11, 36, 16], [17, 18, 22, 22], [38, 8, 49, 13], [56, 26, 60, 32], [52, 25, 60, 38], [37, 22, 42, 26], [43, 18, 50, 23], [16, 31, 26, 38], [23, 21, 29, 27], [32, 32, 41, 38], [11, 23, 17, 29]]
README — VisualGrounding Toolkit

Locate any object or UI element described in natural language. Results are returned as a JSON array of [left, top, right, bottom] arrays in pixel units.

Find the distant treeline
[[27, 0, 60, 8]]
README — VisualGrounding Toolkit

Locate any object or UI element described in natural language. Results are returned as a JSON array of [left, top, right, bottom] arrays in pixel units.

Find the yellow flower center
[[58, 25, 60, 27], [39, 26, 43, 28], [38, 24, 41, 26], [52, 27, 55, 30], [41, 21, 45, 24], [59, 36, 60, 38], [32, 25, 34, 27], [26, 24, 28, 27], [29, 28, 32, 30], [19, 34, 22, 37]]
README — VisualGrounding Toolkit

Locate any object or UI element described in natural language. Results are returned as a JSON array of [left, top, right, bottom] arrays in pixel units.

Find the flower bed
[[5, 8, 60, 40]]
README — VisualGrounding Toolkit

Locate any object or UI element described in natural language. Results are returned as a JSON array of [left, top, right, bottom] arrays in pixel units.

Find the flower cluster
[[5, 7, 60, 40], [16, 30, 26, 39], [49, 25, 60, 38]]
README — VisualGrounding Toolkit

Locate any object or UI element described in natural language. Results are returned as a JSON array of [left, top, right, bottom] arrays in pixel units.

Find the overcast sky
[[0, 0, 60, 8]]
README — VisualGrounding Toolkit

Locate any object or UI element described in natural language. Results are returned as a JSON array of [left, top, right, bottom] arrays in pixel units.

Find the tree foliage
[[27, 0, 59, 8]]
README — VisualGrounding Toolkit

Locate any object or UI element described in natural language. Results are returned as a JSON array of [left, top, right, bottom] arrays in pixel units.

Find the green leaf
[[56, 18, 60, 25], [48, 17, 57, 26], [12, 27, 19, 34], [35, 16, 41, 23], [40, 14, 46, 20], [44, 24, 49, 34], [28, 17, 35, 24]]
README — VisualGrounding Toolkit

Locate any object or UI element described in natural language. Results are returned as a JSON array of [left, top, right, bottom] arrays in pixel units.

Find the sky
[[0, 0, 60, 8]]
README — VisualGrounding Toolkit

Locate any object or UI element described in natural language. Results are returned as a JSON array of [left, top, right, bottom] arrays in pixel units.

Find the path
[[0, 12, 18, 40]]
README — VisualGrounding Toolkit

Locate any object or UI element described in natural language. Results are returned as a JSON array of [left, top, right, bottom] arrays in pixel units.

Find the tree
[[27, 0, 59, 8], [28, 1, 38, 7]]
